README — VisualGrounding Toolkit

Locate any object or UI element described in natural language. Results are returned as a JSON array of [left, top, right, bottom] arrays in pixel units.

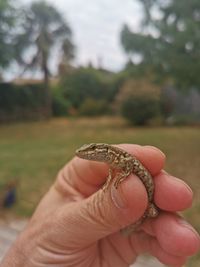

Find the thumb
[[62, 174, 148, 245]]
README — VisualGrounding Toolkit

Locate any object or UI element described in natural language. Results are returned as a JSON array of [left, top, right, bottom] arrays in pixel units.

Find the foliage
[[60, 68, 115, 112], [118, 78, 160, 98], [61, 38, 75, 64], [116, 79, 160, 125], [79, 98, 108, 116], [114, 78, 160, 109], [120, 0, 200, 89], [0, 0, 16, 69], [121, 95, 160, 125], [0, 82, 46, 122], [51, 86, 70, 116]]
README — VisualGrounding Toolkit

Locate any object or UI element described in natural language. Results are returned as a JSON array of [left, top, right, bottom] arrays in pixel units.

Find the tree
[[15, 0, 74, 115], [58, 38, 75, 76], [120, 0, 200, 90], [0, 0, 16, 71]]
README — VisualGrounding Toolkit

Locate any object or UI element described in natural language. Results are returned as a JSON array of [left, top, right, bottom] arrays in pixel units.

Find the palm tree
[[15, 0, 74, 116]]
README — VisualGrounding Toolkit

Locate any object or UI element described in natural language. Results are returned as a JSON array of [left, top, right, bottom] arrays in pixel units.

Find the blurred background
[[0, 0, 199, 266]]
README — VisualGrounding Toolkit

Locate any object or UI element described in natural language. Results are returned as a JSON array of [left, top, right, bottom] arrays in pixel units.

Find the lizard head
[[75, 143, 110, 162]]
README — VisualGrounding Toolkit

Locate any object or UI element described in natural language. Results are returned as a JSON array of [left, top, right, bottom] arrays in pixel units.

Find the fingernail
[[169, 175, 193, 195], [174, 177, 193, 194], [163, 171, 193, 195], [178, 218, 200, 239], [111, 184, 127, 209], [144, 145, 166, 158]]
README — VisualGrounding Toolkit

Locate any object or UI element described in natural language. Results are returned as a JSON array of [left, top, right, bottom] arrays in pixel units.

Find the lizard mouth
[[75, 148, 84, 157]]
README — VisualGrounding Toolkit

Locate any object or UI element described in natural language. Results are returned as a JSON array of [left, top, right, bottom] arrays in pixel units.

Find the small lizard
[[75, 143, 159, 235]]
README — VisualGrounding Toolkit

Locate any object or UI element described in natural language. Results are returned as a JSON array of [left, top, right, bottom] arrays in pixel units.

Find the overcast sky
[[7, 0, 143, 79]]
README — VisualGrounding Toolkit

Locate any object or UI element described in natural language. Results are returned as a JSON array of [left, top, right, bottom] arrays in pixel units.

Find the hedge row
[[0, 83, 47, 122]]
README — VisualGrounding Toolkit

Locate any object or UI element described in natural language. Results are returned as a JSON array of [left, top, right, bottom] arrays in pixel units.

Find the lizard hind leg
[[147, 203, 159, 218]]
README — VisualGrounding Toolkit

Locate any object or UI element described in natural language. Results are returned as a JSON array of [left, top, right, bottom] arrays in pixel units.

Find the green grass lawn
[[0, 117, 200, 266]]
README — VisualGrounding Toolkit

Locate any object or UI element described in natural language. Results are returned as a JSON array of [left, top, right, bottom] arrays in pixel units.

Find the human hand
[[2, 144, 200, 267]]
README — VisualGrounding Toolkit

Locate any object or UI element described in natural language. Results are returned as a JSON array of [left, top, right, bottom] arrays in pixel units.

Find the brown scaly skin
[[76, 143, 159, 235]]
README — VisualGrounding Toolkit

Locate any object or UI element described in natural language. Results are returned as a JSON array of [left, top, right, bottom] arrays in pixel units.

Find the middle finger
[[142, 212, 200, 257]]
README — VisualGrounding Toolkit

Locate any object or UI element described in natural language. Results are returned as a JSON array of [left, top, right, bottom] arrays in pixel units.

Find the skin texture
[[1, 144, 200, 267]]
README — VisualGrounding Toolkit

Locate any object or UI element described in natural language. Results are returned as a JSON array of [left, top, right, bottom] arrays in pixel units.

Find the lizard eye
[[89, 143, 96, 149]]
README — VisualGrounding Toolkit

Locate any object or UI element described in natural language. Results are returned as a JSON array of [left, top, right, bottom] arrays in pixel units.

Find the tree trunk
[[42, 54, 52, 118]]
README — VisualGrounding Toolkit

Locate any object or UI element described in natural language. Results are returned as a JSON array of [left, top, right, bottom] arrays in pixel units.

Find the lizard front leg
[[113, 170, 132, 189], [103, 169, 129, 191], [114, 165, 133, 188], [113, 172, 126, 189], [102, 168, 114, 191]]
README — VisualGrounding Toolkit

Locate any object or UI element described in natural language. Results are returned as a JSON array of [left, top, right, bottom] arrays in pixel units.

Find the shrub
[[78, 98, 108, 116], [114, 78, 160, 110], [114, 78, 161, 125], [121, 95, 160, 125], [51, 87, 70, 116], [61, 68, 106, 109], [60, 67, 119, 113]]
